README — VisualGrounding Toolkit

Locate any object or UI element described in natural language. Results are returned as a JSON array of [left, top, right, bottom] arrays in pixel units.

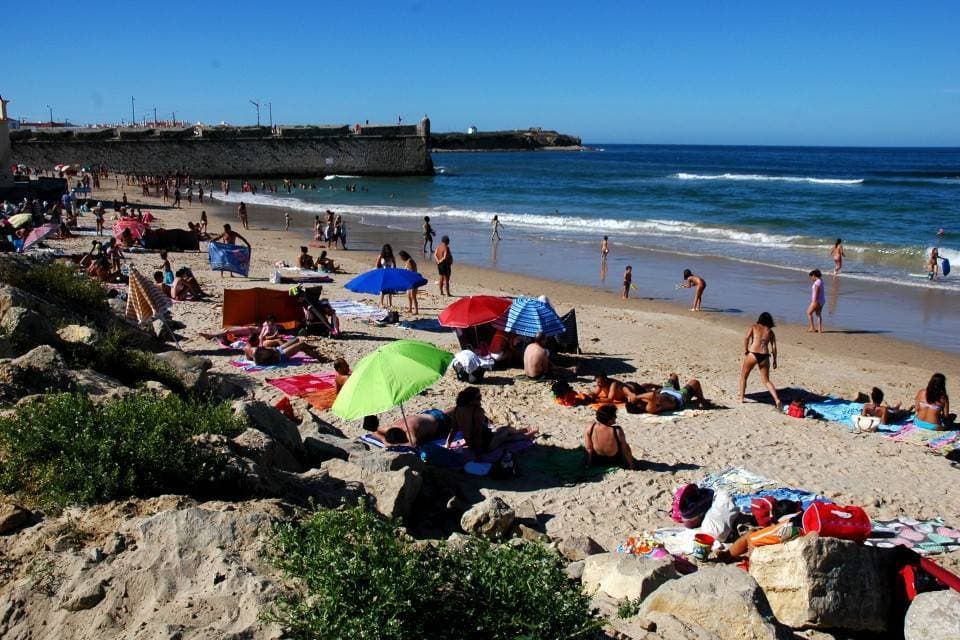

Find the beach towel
[[698, 467, 828, 513], [209, 242, 251, 277], [328, 299, 387, 320], [270, 269, 334, 284], [267, 371, 339, 410], [885, 423, 960, 457], [229, 353, 317, 373], [524, 446, 621, 483], [802, 398, 864, 424], [359, 432, 535, 473], [221, 287, 303, 328], [866, 517, 960, 555]]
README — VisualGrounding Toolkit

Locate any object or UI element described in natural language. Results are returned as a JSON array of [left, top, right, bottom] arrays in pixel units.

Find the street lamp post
[[154, 107, 158, 126], [268, 102, 273, 129], [46, 104, 52, 125], [249, 100, 260, 126], [131, 96, 135, 125]]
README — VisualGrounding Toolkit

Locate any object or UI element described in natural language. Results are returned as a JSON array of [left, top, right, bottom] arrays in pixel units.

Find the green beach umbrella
[[332, 339, 454, 420]]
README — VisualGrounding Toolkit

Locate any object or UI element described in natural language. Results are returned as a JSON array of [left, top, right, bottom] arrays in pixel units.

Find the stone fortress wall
[[8, 118, 434, 178]]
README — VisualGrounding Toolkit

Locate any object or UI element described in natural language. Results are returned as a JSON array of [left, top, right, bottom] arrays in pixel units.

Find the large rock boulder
[[638, 565, 783, 640], [350, 448, 423, 474], [155, 350, 211, 393], [1, 307, 59, 352], [749, 534, 895, 633], [904, 590, 960, 640], [231, 428, 305, 473], [56, 324, 100, 346], [460, 496, 515, 540], [233, 400, 305, 459], [558, 535, 605, 562], [322, 459, 423, 520], [69, 369, 128, 397], [0, 345, 75, 399], [581, 552, 677, 601]]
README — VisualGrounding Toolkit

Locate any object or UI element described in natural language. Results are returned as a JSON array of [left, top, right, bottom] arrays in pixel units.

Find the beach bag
[[852, 415, 882, 433], [751, 497, 777, 527], [787, 400, 806, 419], [452, 361, 486, 384], [672, 484, 698, 523], [700, 490, 738, 542], [802, 503, 872, 543]]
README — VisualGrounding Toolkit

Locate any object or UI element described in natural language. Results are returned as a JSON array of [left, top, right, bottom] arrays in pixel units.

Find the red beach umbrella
[[439, 295, 511, 329]]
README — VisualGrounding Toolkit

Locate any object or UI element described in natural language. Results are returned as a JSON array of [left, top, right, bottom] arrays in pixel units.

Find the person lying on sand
[[364, 408, 454, 447], [583, 405, 635, 470], [447, 386, 538, 459], [244, 333, 321, 367], [593, 375, 663, 404], [523, 333, 576, 379], [716, 501, 803, 562], [859, 387, 911, 425], [200, 326, 257, 342], [626, 374, 709, 414]]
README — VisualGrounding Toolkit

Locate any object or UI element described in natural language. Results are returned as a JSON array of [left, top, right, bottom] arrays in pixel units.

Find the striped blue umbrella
[[494, 297, 566, 337]]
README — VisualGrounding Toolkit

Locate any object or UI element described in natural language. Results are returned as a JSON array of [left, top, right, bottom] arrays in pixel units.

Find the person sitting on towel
[[244, 333, 321, 366], [626, 374, 709, 414], [316, 251, 343, 273], [860, 387, 910, 425], [523, 333, 576, 379], [259, 315, 284, 348], [171, 267, 209, 301], [297, 246, 316, 270], [333, 357, 351, 391], [364, 408, 455, 447], [583, 405, 635, 469], [447, 386, 538, 459], [295, 289, 340, 336]]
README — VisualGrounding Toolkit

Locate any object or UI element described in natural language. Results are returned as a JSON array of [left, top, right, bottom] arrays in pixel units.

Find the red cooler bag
[[802, 503, 871, 542]]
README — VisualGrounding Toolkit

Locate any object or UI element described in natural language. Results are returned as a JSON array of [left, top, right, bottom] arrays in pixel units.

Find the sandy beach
[[46, 183, 960, 573]]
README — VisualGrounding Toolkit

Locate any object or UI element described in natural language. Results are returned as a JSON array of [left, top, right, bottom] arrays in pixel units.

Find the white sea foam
[[674, 172, 864, 186], [322, 175, 361, 180]]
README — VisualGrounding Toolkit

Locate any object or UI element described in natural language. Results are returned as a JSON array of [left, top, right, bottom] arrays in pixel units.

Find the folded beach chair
[[222, 287, 303, 329], [552, 309, 580, 354]]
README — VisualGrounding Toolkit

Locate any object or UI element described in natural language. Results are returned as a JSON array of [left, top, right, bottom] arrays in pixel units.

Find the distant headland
[[431, 128, 582, 152]]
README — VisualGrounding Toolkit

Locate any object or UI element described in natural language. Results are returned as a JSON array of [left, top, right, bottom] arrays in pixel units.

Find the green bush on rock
[[267, 502, 599, 640], [0, 393, 244, 507]]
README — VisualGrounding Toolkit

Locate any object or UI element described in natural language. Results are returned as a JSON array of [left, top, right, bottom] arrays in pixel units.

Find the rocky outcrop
[[0, 345, 75, 400], [904, 590, 960, 640], [0, 503, 32, 535], [637, 566, 784, 640], [558, 535, 605, 562], [0, 506, 284, 639], [321, 459, 422, 520], [749, 534, 896, 632], [460, 496, 515, 540], [432, 129, 582, 152], [581, 552, 677, 602]]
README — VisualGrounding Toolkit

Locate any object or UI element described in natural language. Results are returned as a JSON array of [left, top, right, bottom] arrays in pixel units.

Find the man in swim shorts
[[627, 374, 708, 414]]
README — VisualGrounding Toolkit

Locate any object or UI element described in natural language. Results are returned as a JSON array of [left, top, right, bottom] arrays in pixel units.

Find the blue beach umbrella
[[495, 297, 566, 337], [344, 268, 428, 295]]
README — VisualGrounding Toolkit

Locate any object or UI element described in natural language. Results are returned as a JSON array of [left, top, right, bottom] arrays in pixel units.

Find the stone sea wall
[[9, 125, 433, 178], [431, 129, 581, 151]]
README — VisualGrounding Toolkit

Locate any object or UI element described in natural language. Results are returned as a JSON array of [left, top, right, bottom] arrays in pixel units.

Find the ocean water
[[217, 145, 960, 291], [212, 145, 960, 350]]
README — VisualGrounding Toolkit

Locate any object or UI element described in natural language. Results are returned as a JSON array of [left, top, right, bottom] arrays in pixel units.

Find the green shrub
[[0, 393, 244, 507], [0, 261, 107, 317], [266, 503, 598, 640], [71, 329, 185, 392]]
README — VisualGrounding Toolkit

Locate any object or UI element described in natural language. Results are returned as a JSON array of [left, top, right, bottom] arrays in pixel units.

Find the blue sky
[[3, 1, 958, 146]]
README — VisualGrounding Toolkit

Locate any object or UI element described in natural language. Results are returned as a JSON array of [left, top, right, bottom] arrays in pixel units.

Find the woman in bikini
[[914, 373, 954, 430], [447, 386, 537, 459], [244, 333, 321, 367], [583, 405, 635, 470], [739, 312, 781, 410], [831, 238, 845, 275]]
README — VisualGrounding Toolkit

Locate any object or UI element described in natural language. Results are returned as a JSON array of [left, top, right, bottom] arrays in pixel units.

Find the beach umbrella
[[113, 218, 148, 241], [125, 268, 179, 348], [494, 296, 565, 337], [7, 213, 32, 229], [438, 295, 511, 328], [344, 268, 428, 295], [19, 223, 58, 252], [331, 339, 453, 420]]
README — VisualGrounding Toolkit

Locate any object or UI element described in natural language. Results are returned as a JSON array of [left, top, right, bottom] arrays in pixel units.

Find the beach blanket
[[267, 371, 337, 396], [270, 268, 334, 284], [329, 299, 387, 320], [229, 353, 317, 373], [802, 398, 864, 424], [866, 517, 960, 555], [699, 467, 828, 513], [524, 446, 621, 483], [209, 242, 251, 277], [885, 423, 960, 457], [358, 432, 535, 474]]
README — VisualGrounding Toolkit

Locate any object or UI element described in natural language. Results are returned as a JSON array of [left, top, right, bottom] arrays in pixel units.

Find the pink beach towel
[[267, 372, 337, 395]]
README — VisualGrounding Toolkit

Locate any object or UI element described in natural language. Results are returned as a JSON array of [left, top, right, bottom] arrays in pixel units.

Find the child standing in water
[[601, 236, 610, 260], [622, 265, 632, 299], [807, 269, 825, 333], [681, 269, 706, 311], [831, 238, 845, 274], [423, 216, 436, 254], [928, 247, 940, 280]]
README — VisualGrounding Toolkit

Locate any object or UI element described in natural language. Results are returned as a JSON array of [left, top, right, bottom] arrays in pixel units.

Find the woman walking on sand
[[739, 312, 781, 410], [831, 238, 845, 274], [807, 269, 825, 333]]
